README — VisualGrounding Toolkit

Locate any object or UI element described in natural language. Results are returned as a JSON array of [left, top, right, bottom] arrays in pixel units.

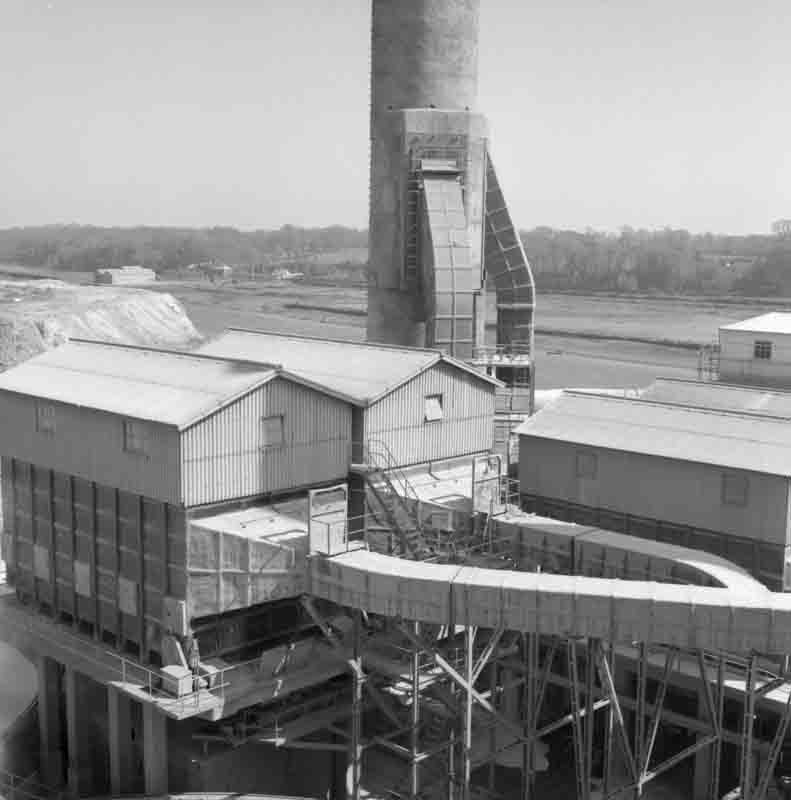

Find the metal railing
[[472, 341, 532, 363], [361, 439, 422, 506], [110, 636, 335, 719]]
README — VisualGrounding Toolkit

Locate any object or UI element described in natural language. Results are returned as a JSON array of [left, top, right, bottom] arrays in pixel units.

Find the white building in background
[[718, 312, 791, 387]]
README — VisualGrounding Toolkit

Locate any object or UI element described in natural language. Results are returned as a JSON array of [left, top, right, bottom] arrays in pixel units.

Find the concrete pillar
[[64, 667, 83, 796], [142, 703, 168, 796], [108, 687, 135, 796], [37, 656, 64, 788]]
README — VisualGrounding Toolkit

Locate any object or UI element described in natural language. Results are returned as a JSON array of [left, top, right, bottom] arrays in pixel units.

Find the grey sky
[[1, 0, 788, 234]]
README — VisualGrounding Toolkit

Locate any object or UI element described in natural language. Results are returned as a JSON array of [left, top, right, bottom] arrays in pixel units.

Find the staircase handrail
[[363, 439, 421, 505]]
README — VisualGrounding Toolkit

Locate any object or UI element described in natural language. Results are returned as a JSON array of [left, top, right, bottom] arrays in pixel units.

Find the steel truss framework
[[272, 600, 791, 800]]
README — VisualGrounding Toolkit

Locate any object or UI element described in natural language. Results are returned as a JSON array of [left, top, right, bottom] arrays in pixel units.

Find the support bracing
[[411, 621, 421, 800], [584, 641, 596, 800], [602, 643, 615, 798], [567, 639, 589, 800], [522, 632, 538, 800], [635, 642, 648, 796], [349, 612, 363, 800], [740, 655, 758, 800], [709, 654, 725, 800], [641, 647, 678, 783], [333, 598, 791, 800], [462, 626, 476, 800], [754, 676, 791, 800]]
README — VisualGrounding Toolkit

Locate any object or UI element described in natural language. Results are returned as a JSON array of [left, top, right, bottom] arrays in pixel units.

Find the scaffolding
[[296, 473, 791, 800]]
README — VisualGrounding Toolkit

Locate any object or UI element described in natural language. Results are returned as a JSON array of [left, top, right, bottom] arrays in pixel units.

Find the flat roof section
[[199, 329, 501, 406], [641, 378, 791, 418], [0, 340, 278, 428], [720, 312, 791, 335], [516, 390, 791, 477]]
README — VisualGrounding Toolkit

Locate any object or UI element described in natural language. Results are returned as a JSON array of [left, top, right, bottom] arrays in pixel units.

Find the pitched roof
[[641, 378, 791, 418], [0, 340, 279, 429], [516, 390, 791, 477], [720, 312, 791, 335], [198, 329, 500, 405]]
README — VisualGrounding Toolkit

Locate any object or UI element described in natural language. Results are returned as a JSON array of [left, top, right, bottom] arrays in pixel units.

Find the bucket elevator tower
[[367, 0, 536, 413]]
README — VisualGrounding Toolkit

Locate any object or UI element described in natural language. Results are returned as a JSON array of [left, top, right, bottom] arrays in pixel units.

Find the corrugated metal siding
[[181, 377, 352, 506], [519, 436, 790, 546], [3, 458, 187, 658], [0, 394, 181, 505], [364, 362, 495, 467]]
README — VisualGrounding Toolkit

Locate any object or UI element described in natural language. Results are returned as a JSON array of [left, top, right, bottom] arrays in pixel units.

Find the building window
[[576, 451, 598, 479], [123, 420, 148, 455], [36, 402, 56, 435], [261, 414, 285, 448], [754, 340, 773, 360], [424, 394, 444, 423], [722, 473, 749, 507]]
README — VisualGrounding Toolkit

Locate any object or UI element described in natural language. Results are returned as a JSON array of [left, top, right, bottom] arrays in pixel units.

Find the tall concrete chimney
[[367, 0, 536, 414]]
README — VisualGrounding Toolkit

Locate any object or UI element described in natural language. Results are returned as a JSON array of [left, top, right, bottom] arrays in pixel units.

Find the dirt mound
[[0, 279, 202, 371]]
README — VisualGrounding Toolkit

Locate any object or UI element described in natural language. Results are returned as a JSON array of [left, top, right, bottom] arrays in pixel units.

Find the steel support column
[[709, 654, 725, 800], [740, 655, 758, 800], [411, 621, 421, 800], [634, 643, 648, 797], [348, 612, 363, 800], [568, 639, 590, 800], [522, 632, 538, 800], [462, 626, 476, 800]]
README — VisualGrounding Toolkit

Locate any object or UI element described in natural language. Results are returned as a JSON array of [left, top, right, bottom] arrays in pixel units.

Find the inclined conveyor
[[307, 537, 791, 655]]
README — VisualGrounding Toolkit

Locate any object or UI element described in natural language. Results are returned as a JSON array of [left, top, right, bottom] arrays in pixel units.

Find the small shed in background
[[718, 312, 791, 387], [94, 265, 157, 285]]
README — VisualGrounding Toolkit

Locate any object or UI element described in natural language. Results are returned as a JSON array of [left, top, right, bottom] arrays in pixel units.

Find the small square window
[[576, 451, 598, 479], [36, 402, 56, 435], [424, 394, 444, 423], [261, 415, 285, 448], [123, 420, 148, 455], [722, 473, 749, 507], [754, 340, 772, 360]]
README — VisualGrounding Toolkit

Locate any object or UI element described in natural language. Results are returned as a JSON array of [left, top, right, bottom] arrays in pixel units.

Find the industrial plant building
[[0, 333, 511, 798], [5, 0, 791, 799], [518, 390, 791, 590]]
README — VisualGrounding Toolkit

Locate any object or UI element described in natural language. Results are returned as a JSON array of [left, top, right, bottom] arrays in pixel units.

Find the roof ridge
[[224, 327, 443, 356], [69, 338, 282, 371], [654, 376, 791, 397], [564, 389, 791, 423]]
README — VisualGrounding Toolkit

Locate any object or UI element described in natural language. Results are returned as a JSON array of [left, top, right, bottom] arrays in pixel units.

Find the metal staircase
[[353, 440, 432, 560]]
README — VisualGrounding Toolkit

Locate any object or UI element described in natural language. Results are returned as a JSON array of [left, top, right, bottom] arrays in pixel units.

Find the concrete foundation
[[108, 687, 140, 796], [142, 704, 169, 796]]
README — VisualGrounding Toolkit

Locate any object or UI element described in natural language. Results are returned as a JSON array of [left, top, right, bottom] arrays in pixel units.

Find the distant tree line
[[1, 224, 790, 296], [521, 227, 791, 296], [0, 225, 368, 275]]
